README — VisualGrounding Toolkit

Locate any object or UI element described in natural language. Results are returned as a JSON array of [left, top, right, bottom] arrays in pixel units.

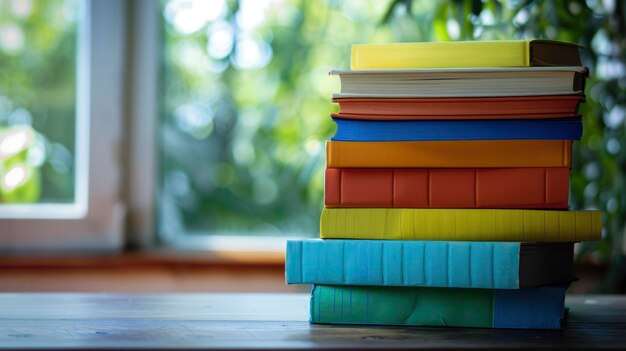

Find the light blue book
[[286, 239, 574, 289]]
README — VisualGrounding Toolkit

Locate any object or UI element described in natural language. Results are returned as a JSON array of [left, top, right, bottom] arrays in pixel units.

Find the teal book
[[310, 284, 568, 329], [286, 240, 574, 289]]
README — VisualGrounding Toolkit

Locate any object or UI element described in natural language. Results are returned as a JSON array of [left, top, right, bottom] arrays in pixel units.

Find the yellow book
[[326, 140, 572, 168], [320, 208, 602, 242], [351, 40, 582, 70]]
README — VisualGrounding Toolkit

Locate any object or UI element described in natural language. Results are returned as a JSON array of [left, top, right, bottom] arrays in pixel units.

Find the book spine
[[310, 284, 567, 329], [350, 41, 529, 69], [331, 118, 583, 141], [332, 95, 583, 118], [325, 167, 569, 209], [333, 69, 583, 98], [286, 240, 520, 289], [320, 208, 602, 242], [326, 140, 573, 168], [310, 285, 495, 328]]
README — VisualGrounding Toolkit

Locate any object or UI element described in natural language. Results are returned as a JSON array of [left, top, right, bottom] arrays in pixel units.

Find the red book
[[331, 95, 584, 120], [325, 167, 569, 209]]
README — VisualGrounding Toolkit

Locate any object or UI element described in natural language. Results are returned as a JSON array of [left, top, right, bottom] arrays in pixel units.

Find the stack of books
[[285, 40, 602, 329]]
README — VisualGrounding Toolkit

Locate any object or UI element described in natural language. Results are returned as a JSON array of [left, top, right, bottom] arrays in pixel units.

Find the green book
[[310, 284, 568, 329]]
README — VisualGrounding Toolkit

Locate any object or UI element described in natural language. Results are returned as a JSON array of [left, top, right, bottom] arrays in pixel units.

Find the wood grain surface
[[0, 293, 623, 350]]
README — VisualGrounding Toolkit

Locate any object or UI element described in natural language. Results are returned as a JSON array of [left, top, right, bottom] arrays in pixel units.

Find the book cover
[[326, 140, 572, 168], [325, 167, 570, 209], [331, 117, 582, 141], [331, 95, 584, 119], [310, 284, 569, 329], [331, 67, 587, 98], [286, 240, 575, 289], [320, 208, 602, 242], [350, 40, 581, 69]]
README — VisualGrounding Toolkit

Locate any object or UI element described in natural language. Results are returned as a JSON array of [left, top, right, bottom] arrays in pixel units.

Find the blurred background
[[0, 0, 623, 293]]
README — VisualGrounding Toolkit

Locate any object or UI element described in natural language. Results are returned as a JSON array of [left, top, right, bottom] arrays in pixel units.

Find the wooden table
[[0, 293, 623, 350]]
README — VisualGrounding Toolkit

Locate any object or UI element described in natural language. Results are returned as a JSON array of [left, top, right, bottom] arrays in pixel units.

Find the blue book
[[330, 117, 582, 141], [286, 240, 575, 289], [310, 284, 569, 329]]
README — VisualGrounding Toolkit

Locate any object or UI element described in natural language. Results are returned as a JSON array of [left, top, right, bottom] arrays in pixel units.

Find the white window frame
[[125, 0, 158, 249], [0, 0, 296, 253], [0, 0, 127, 251]]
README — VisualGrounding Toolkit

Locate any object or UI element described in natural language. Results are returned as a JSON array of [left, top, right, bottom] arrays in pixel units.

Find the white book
[[330, 66, 587, 98]]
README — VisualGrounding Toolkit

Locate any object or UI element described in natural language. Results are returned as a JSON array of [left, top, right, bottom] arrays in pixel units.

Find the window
[[0, 0, 126, 250]]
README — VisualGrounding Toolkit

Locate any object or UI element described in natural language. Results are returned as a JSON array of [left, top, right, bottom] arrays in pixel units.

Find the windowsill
[[0, 249, 285, 268], [0, 248, 295, 293]]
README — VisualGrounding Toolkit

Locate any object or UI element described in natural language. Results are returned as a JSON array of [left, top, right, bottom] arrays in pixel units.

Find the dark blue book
[[331, 117, 582, 141]]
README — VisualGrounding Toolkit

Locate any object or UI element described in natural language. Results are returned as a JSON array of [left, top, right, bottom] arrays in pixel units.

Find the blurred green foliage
[[161, 0, 397, 236], [0, 0, 78, 203], [162, 0, 624, 289], [0, 126, 41, 202]]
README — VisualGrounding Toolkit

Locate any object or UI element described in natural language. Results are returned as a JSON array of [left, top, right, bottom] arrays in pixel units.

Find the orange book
[[325, 167, 569, 209], [331, 95, 584, 120], [326, 140, 572, 168]]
